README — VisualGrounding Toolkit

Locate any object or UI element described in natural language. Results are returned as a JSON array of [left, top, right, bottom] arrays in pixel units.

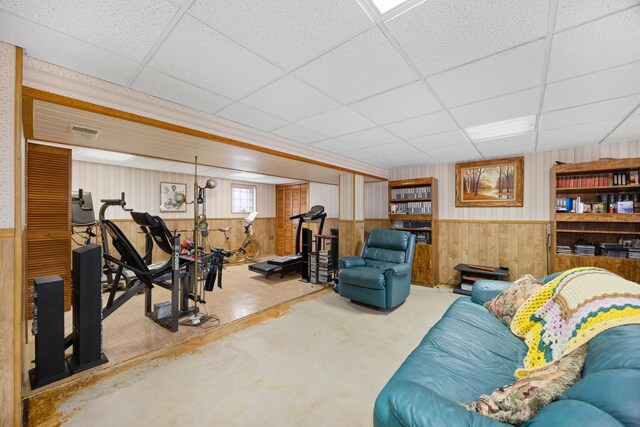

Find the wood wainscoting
[[73, 217, 276, 262], [438, 220, 549, 285], [364, 218, 390, 238]]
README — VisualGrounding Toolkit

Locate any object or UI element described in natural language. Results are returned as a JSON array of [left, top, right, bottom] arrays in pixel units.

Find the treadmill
[[249, 205, 327, 279]]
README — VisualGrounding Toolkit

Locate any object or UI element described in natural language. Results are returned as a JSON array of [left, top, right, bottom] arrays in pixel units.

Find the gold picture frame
[[455, 156, 524, 207]]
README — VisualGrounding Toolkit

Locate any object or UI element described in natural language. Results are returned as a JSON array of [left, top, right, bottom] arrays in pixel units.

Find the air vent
[[69, 124, 99, 139]]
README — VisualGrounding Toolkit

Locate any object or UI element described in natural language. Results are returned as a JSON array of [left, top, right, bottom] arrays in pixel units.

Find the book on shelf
[[389, 201, 432, 215], [556, 171, 640, 188], [390, 186, 431, 201]]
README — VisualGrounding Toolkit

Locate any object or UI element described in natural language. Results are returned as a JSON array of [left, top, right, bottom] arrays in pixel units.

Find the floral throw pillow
[[464, 345, 588, 424], [484, 274, 543, 327]]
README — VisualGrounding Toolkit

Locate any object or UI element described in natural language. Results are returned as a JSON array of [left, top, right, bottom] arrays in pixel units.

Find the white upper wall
[[389, 139, 640, 221], [0, 41, 15, 228], [308, 182, 338, 218], [72, 160, 275, 220]]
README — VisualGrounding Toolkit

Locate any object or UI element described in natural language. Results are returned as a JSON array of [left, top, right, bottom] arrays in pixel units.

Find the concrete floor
[[51, 286, 459, 426]]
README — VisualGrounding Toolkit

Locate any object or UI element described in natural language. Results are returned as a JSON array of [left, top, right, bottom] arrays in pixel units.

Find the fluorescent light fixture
[[231, 172, 265, 179], [465, 115, 537, 142], [371, 0, 409, 14], [75, 148, 135, 163]]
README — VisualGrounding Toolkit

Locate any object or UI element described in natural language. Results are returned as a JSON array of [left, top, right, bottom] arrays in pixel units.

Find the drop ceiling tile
[[386, 0, 549, 76], [548, 7, 640, 82], [537, 118, 621, 151], [364, 141, 425, 158], [341, 149, 383, 163], [122, 157, 178, 171], [309, 139, 355, 154], [348, 81, 441, 125], [476, 133, 536, 158], [603, 115, 640, 143], [297, 107, 376, 137], [383, 111, 458, 140], [162, 162, 205, 174], [336, 127, 399, 148], [0, 0, 178, 61], [383, 150, 433, 165], [555, 0, 639, 31], [543, 61, 640, 111], [0, 12, 140, 85], [241, 75, 339, 122], [216, 103, 289, 132], [363, 157, 402, 168], [427, 40, 545, 107], [449, 87, 541, 128], [189, 0, 372, 69], [132, 67, 232, 115], [427, 142, 482, 163], [408, 130, 468, 151], [293, 28, 416, 104], [540, 94, 640, 130], [149, 15, 283, 99], [271, 123, 327, 144]]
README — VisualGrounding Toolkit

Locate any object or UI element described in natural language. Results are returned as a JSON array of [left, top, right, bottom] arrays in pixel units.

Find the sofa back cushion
[[363, 229, 411, 264]]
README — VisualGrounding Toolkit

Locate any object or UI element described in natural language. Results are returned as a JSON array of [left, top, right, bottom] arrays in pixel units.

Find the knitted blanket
[[511, 267, 640, 378]]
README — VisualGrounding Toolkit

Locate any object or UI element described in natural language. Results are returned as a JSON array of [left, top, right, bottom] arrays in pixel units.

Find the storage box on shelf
[[388, 178, 438, 286], [551, 158, 640, 283]]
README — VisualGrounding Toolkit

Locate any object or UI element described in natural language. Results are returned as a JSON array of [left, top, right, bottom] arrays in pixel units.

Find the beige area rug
[[59, 286, 460, 426]]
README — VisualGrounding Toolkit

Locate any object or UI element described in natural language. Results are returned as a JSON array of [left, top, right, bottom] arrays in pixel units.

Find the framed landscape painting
[[455, 156, 524, 207]]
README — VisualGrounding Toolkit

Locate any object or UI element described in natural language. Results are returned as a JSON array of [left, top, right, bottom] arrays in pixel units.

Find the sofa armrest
[[387, 381, 509, 427], [471, 280, 511, 305], [338, 256, 366, 269], [383, 263, 412, 277]]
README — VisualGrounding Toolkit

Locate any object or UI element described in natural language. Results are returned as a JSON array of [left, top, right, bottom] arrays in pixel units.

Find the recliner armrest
[[387, 381, 509, 427], [471, 280, 511, 305], [339, 256, 366, 269], [383, 263, 411, 276]]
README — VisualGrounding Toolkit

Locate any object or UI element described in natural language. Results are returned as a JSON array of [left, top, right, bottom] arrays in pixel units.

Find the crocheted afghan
[[511, 267, 640, 378]]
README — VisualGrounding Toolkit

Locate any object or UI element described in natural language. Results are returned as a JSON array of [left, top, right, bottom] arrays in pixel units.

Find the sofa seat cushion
[[375, 297, 528, 426], [339, 266, 385, 290]]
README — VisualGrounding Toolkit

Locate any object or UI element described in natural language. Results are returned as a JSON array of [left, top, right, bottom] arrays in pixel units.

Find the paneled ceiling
[[2, 0, 640, 169], [30, 99, 368, 185]]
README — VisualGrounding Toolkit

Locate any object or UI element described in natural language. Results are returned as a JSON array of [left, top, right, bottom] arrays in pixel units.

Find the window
[[231, 184, 256, 214]]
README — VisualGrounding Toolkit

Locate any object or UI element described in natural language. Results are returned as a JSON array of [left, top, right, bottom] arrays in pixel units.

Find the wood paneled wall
[[80, 217, 276, 262], [389, 140, 640, 221], [0, 235, 16, 423], [72, 160, 276, 220], [438, 220, 549, 284]]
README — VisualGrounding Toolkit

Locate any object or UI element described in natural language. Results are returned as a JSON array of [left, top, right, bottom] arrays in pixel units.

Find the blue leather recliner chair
[[337, 228, 416, 309]]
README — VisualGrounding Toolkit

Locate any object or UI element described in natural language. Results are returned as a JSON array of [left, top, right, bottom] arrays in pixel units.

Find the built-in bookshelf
[[388, 178, 438, 286], [551, 158, 640, 283]]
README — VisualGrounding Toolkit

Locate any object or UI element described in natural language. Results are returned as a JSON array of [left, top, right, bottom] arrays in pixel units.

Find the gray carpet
[[60, 286, 459, 426]]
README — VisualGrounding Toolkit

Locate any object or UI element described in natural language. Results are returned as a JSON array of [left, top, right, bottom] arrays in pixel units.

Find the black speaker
[[68, 244, 108, 373], [29, 275, 70, 389], [301, 228, 313, 282]]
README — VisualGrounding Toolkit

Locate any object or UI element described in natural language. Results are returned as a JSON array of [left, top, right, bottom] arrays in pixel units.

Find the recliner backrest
[[362, 229, 413, 265]]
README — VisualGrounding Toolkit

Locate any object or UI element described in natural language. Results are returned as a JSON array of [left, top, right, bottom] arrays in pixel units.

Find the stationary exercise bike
[[214, 211, 260, 264]]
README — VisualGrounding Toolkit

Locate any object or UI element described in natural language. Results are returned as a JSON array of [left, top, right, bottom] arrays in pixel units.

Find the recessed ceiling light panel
[[231, 172, 266, 179], [370, 0, 410, 14], [465, 115, 537, 142], [75, 148, 135, 163]]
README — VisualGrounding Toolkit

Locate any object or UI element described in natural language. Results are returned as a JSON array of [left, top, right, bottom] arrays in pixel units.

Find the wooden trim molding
[[0, 228, 15, 238], [438, 219, 550, 224], [22, 87, 386, 182], [14, 46, 24, 427]]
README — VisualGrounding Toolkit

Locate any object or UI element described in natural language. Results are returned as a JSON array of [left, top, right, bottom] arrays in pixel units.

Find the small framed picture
[[160, 182, 186, 212]]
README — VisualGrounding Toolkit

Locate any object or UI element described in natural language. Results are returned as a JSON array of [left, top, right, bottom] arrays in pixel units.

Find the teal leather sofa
[[338, 229, 416, 309], [374, 274, 640, 426]]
